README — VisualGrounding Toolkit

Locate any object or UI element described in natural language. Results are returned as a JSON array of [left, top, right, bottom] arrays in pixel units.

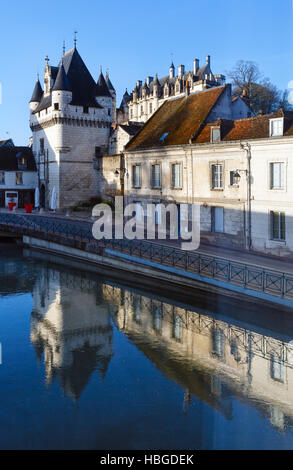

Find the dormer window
[[83, 106, 89, 114], [211, 127, 221, 143], [18, 157, 27, 170], [270, 118, 283, 137], [54, 103, 59, 111]]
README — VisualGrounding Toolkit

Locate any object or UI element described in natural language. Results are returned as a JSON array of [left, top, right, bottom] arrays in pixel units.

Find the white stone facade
[[124, 135, 293, 258]]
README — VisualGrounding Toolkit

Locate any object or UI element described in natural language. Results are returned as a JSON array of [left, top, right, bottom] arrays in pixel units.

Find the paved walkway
[[1, 208, 293, 275]]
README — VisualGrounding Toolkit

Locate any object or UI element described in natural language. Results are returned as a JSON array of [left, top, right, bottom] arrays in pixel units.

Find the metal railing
[[1, 212, 293, 300]]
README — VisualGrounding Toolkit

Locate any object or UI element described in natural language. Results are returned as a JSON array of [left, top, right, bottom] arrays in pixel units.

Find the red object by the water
[[24, 204, 34, 214], [8, 203, 16, 211]]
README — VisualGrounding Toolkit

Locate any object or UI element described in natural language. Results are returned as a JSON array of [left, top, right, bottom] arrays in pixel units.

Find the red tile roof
[[194, 109, 293, 144], [126, 86, 226, 150]]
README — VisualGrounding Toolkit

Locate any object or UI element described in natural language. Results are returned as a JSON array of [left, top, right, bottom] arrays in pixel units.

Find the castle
[[29, 46, 114, 209], [118, 56, 226, 124], [30, 47, 250, 210]]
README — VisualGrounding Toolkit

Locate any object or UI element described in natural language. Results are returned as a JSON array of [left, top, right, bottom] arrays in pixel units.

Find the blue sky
[[0, 0, 292, 145]]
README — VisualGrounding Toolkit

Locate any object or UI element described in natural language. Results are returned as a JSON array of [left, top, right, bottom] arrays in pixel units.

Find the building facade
[[123, 87, 293, 257], [0, 144, 37, 208]]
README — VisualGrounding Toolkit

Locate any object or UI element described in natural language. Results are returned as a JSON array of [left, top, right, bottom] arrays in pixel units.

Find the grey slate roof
[[96, 72, 112, 97], [33, 94, 52, 114], [60, 48, 102, 107], [119, 89, 131, 109], [32, 48, 108, 113], [0, 146, 36, 171], [0, 139, 14, 147], [119, 123, 143, 136], [30, 79, 43, 103], [105, 72, 115, 93], [52, 63, 71, 91]]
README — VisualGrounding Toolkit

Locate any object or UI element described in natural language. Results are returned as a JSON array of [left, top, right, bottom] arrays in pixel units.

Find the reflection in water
[[30, 269, 113, 399], [103, 285, 293, 433], [1, 247, 293, 448]]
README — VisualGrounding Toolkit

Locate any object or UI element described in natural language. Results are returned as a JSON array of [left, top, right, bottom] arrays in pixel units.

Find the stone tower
[[29, 47, 114, 209]]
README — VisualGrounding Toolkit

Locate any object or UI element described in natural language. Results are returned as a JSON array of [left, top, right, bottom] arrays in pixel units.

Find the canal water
[[1, 245, 293, 450]]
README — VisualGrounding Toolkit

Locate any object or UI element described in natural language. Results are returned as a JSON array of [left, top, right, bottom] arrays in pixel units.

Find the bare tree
[[228, 60, 286, 115], [228, 60, 261, 100]]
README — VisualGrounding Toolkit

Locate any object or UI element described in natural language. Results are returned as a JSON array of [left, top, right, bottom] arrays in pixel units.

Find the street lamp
[[233, 171, 241, 185], [114, 168, 127, 177]]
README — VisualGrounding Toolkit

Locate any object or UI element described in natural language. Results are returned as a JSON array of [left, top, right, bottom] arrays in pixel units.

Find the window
[[83, 106, 89, 113], [151, 164, 161, 188], [149, 103, 152, 114], [108, 108, 111, 116], [270, 118, 283, 137], [211, 164, 223, 189], [271, 354, 284, 382], [211, 127, 221, 143], [95, 146, 102, 158], [0, 172, 5, 185], [230, 171, 239, 186], [270, 211, 285, 241], [54, 103, 59, 111], [171, 163, 182, 189], [152, 303, 162, 333], [130, 109, 133, 119], [40, 138, 44, 154], [270, 162, 285, 189], [18, 157, 27, 170], [140, 105, 143, 116], [172, 314, 182, 341], [212, 329, 224, 357], [132, 165, 141, 188], [16, 172, 23, 185], [133, 295, 142, 324]]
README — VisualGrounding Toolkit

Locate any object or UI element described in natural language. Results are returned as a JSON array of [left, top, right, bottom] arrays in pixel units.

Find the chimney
[[206, 55, 210, 67], [146, 76, 153, 86], [136, 80, 142, 88], [193, 59, 199, 75], [178, 65, 185, 78]]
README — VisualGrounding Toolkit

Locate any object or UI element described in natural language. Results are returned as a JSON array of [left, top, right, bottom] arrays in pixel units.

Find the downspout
[[240, 142, 252, 250]]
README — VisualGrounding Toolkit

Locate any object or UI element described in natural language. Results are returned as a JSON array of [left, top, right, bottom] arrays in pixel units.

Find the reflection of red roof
[[194, 109, 293, 144], [126, 86, 226, 150]]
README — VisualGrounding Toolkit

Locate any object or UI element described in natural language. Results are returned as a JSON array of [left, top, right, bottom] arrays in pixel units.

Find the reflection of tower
[[30, 267, 113, 400]]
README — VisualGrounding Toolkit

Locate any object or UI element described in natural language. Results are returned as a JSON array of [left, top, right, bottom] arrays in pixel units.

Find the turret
[[29, 77, 43, 112], [51, 63, 72, 111], [96, 71, 113, 121], [169, 62, 175, 79], [105, 72, 116, 122], [153, 74, 160, 98]]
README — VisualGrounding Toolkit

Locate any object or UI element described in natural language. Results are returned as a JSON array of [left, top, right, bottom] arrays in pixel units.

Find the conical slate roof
[[119, 89, 131, 109], [52, 63, 71, 91], [96, 72, 112, 97], [60, 48, 102, 107], [105, 72, 115, 93], [30, 78, 43, 103]]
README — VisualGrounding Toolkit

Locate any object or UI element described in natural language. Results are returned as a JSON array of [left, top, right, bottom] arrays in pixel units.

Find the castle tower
[[29, 47, 114, 209], [105, 72, 116, 123], [29, 77, 43, 112]]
